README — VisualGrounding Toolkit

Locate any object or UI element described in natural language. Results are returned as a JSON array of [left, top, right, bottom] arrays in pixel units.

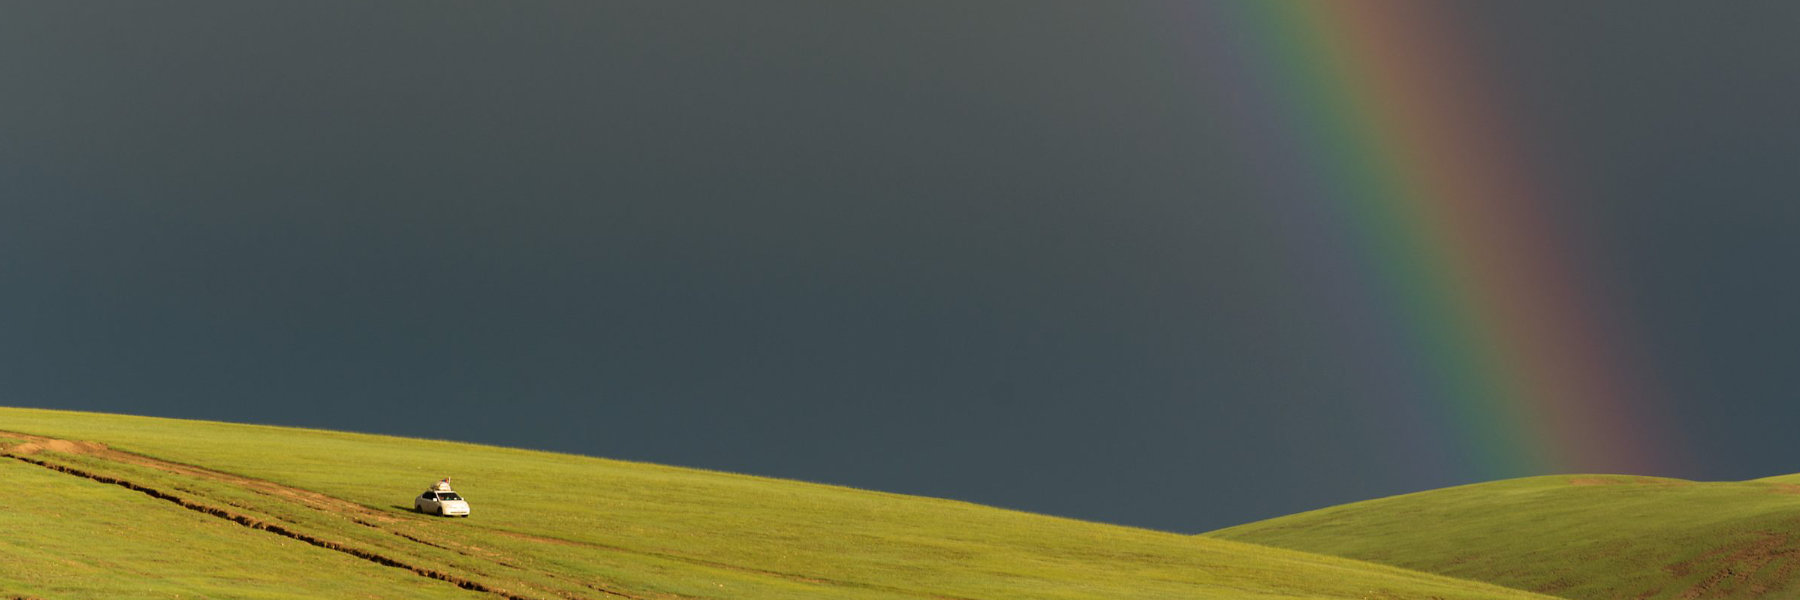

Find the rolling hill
[[0, 407, 1550, 600], [1210, 474, 1800, 600]]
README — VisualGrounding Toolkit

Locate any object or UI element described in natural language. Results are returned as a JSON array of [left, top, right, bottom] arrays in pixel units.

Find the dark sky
[[3, 1, 1797, 533]]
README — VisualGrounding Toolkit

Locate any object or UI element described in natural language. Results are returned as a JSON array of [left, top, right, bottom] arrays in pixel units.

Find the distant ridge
[[1210, 474, 1800, 599]]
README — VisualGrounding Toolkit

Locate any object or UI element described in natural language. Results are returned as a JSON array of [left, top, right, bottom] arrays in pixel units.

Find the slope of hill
[[1210, 474, 1800, 600], [0, 407, 1550, 600], [0, 454, 474, 600]]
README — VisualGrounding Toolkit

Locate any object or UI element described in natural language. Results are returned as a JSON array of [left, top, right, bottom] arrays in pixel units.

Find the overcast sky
[[3, 1, 1797, 532]]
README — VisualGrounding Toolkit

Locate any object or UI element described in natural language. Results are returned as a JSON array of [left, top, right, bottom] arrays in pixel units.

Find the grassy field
[[0, 457, 486, 600], [0, 407, 1553, 600], [1210, 474, 1800, 600]]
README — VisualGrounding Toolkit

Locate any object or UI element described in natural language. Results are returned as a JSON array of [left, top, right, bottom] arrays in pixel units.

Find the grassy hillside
[[1211, 474, 1800, 600], [0, 456, 472, 600], [0, 407, 1551, 600]]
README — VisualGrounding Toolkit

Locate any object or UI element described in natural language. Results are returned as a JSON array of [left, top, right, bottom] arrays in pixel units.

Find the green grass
[[0, 406, 1551, 600], [1210, 474, 1800, 599], [0, 458, 472, 600]]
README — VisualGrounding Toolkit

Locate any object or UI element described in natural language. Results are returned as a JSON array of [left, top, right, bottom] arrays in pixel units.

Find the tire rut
[[3, 452, 563, 600], [2, 430, 676, 600], [2, 431, 944, 600], [2, 430, 398, 523]]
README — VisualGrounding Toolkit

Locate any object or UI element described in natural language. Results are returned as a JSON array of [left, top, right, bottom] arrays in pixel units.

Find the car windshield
[[437, 493, 462, 500]]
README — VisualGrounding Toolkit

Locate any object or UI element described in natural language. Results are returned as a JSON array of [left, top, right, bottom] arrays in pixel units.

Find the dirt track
[[0, 430, 959, 600], [0, 430, 645, 600]]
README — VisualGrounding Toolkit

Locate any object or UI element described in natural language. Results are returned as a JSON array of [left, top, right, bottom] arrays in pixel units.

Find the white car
[[415, 489, 471, 517]]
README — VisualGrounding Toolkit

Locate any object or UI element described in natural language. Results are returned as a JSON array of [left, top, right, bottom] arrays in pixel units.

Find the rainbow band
[[1204, 1, 1675, 478]]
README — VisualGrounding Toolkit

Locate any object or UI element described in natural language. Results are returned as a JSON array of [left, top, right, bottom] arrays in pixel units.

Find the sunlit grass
[[0, 458, 472, 600], [1211, 474, 1800, 600], [2, 406, 1553, 599]]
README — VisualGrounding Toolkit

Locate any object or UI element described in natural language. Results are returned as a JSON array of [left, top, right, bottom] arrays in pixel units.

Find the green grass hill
[[0, 407, 1550, 600], [1210, 474, 1800, 600]]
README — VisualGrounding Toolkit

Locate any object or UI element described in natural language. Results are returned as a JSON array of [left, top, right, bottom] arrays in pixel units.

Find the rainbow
[[1193, 1, 1680, 479]]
